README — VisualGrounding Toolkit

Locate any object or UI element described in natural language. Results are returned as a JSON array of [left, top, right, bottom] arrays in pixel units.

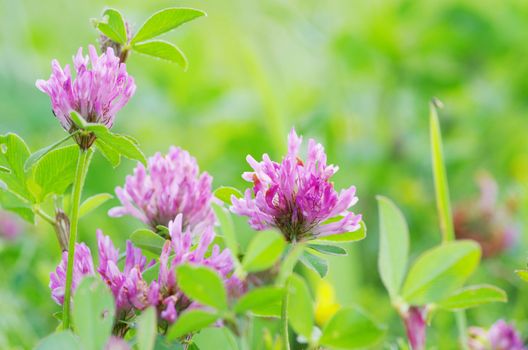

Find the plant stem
[[278, 242, 305, 350], [281, 276, 291, 350], [456, 311, 469, 350], [34, 207, 55, 226], [62, 148, 92, 329]]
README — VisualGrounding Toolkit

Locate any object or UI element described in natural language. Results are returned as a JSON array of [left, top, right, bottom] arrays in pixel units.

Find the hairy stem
[[281, 277, 291, 350], [456, 312, 469, 350], [62, 148, 92, 329], [279, 243, 305, 350]]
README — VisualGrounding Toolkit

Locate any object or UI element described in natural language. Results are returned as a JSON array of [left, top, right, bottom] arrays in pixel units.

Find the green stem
[[62, 148, 92, 329], [278, 243, 306, 350], [281, 277, 291, 350], [455, 311, 469, 350], [34, 207, 55, 226]]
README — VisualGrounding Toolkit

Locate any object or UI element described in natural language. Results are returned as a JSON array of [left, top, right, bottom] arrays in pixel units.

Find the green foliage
[[319, 307, 385, 349], [35, 331, 80, 350], [212, 203, 239, 258], [429, 100, 454, 243], [176, 264, 228, 311], [401, 240, 481, 305], [437, 284, 507, 311], [306, 243, 347, 256], [377, 196, 409, 300], [166, 310, 219, 340], [136, 307, 157, 350], [192, 328, 238, 350], [287, 274, 314, 339], [299, 250, 328, 278], [0, 133, 32, 200], [0, 188, 34, 223], [85, 124, 147, 166], [24, 132, 76, 172], [94, 139, 121, 168], [130, 229, 166, 255], [318, 220, 367, 242], [72, 276, 115, 350], [133, 41, 188, 70], [214, 186, 243, 205], [131, 8, 206, 44], [79, 193, 113, 218], [242, 230, 285, 272], [234, 286, 284, 317], [515, 269, 528, 283], [32, 145, 78, 202], [97, 8, 127, 44]]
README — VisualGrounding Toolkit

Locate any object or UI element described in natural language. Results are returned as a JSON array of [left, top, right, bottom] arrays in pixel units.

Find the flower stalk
[[62, 147, 93, 328]]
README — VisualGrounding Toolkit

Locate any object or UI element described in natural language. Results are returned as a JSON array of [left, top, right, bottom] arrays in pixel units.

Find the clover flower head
[[109, 146, 215, 231], [154, 214, 242, 323], [468, 320, 526, 350], [231, 128, 361, 242], [49, 242, 95, 305], [96, 230, 153, 310], [36, 45, 135, 148]]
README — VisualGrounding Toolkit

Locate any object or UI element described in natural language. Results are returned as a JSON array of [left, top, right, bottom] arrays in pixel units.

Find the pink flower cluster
[[50, 216, 239, 323], [469, 320, 526, 350], [51, 147, 240, 323], [231, 129, 361, 242], [109, 147, 215, 231], [36, 45, 135, 132]]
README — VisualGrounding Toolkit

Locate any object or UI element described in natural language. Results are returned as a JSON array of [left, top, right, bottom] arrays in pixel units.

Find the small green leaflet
[[97, 8, 127, 44], [131, 7, 206, 44], [133, 40, 188, 70]]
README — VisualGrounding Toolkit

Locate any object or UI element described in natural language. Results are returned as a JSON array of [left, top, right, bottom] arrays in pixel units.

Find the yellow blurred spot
[[511, 154, 528, 183], [315, 279, 340, 326]]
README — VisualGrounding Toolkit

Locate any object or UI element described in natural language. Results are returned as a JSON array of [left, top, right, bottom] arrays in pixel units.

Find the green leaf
[[233, 286, 284, 317], [97, 8, 127, 44], [214, 186, 243, 205], [430, 100, 454, 242], [0, 188, 34, 223], [0, 165, 10, 173], [376, 196, 409, 300], [212, 203, 239, 258], [242, 230, 286, 272], [300, 250, 328, 278], [401, 240, 481, 305], [307, 244, 347, 256], [86, 124, 147, 166], [176, 264, 228, 310], [24, 132, 76, 172], [287, 274, 314, 339], [130, 229, 166, 255], [515, 269, 528, 283], [437, 284, 507, 311], [166, 310, 219, 340], [142, 261, 160, 283], [133, 40, 188, 69], [69, 111, 87, 128], [72, 276, 115, 350], [131, 7, 206, 44], [319, 307, 385, 349], [318, 220, 367, 242], [137, 307, 157, 350], [35, 330, 80, 350], [193, 328, 239, 350], [33, 145, 79, 202], [79, 193, 113, 218], [0, 133, 31, 200], [95, 139, 121, 167]]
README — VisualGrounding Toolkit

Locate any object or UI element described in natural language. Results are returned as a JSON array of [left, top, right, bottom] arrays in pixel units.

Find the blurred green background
[[1, 0, 528, 348]]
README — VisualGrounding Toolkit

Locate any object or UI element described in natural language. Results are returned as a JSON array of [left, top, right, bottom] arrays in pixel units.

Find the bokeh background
[[1, 0, 528, 348]]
